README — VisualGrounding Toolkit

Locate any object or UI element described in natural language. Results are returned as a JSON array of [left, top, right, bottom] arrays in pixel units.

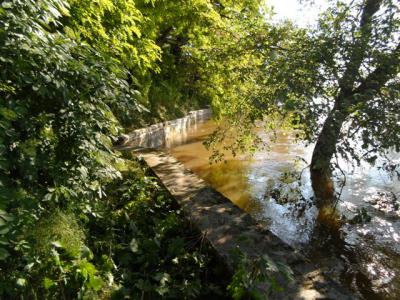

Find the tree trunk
[[310, 106, 348, 205], [309, 0, 384, 206]]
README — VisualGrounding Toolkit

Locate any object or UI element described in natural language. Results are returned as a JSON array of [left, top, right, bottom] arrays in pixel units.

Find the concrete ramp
[[140, 149, 355, 299]]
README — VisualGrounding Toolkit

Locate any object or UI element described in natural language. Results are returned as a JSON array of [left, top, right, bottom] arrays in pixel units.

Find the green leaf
[[1, 2, 12, 9], [43, 277, 55, 289], [0, 247, 10, 260], [0, 108, 17, 121], [0, 210, 13, 222], [0, 237, 9, 246], [88, 276, 103, 291], [24, 262, 35, 271], [51, 241, 62, 248], [16, 278, 27, 287], [0, 226, 10, 235], [80, 245, 93, 260], [129, 238, 139, 253]]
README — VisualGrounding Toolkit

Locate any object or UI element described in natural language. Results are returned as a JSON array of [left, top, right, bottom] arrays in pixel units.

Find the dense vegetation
[[209, 0, 400, 206], [0, 0, 266, 298], [1, 0, 398, 298]]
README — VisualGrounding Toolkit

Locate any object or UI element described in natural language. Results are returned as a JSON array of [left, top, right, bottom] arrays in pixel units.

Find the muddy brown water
[[158, 119, 400, 299]]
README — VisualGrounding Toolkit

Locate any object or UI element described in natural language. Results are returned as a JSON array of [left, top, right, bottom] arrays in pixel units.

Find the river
[[161, 119, 400, 299]]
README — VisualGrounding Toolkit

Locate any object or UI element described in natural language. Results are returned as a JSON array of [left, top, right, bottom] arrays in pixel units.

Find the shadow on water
[[162, 119, 400, 299]]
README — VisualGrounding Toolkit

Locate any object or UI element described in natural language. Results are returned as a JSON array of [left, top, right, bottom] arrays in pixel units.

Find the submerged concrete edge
[[139, 150, 356, 300]]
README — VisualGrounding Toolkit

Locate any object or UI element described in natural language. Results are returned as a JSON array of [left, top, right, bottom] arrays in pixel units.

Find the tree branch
[[338, 0, 383, 93], [353, 42, 400, 98]]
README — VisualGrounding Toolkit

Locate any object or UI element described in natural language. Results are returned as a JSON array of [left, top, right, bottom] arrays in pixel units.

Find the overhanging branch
[[353, 42, 400, 98]]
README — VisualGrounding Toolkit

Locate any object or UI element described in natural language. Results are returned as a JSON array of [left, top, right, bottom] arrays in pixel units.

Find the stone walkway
[[139, 149, 356, 299]]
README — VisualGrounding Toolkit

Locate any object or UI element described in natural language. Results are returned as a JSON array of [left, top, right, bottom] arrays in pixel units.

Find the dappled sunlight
[[4, 0, 399, 298], [260, 198, 318, 246], [345, 217, 400, 253], [140, 149, 355, 298], [165, 119, 400, 298]]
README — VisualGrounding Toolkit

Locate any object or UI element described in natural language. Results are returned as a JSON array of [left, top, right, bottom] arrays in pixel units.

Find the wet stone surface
[[161, 119, 400, 299], [120, 116, 400, 298], [139, 150, 356, 299]]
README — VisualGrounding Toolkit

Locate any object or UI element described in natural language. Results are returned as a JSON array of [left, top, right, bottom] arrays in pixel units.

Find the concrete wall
[[140, 150, 355, 299], [122, 109, 212, 149], [116, 109, 354, 298]]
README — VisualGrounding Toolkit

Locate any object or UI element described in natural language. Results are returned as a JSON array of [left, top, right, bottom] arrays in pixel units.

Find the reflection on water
[[164, 119, 400, 299]]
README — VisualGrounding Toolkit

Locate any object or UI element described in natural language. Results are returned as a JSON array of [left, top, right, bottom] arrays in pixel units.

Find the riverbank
[[138, 149, 354, 299], [161, 118, 400, 299]]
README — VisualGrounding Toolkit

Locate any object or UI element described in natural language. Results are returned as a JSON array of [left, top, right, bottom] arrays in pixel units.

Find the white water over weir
[[120, 109, 212, 148]]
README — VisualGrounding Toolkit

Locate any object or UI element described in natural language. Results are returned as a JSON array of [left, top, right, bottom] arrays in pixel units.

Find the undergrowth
[[0, 153, 230, 299]]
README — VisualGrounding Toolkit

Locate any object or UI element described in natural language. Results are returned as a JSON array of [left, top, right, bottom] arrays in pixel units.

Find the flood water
[[162, 119, 400, 299]]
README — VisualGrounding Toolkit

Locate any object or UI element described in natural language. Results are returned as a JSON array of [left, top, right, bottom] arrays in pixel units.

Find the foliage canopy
[[3, 0, 398, 297], [210, 0, 400, 202], [0, 0, 268, 298]]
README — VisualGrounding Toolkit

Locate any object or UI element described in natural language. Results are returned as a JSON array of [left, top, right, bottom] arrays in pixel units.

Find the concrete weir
[[120, 109, 355, 299], [119, 109, 212, 148], [140, 150, 354, 299]]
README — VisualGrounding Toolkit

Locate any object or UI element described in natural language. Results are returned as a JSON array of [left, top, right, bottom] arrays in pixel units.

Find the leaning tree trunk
[[310, 107, 348, 206], [310, 0, 383, 206]]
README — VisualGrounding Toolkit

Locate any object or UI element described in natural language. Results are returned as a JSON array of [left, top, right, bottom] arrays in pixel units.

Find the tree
[[63, 0, 268, 126], [308, 0, 400, 204], [135, 0, 269, 123], [0, 0, 270, 297], [212, 0, 400, 205]]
